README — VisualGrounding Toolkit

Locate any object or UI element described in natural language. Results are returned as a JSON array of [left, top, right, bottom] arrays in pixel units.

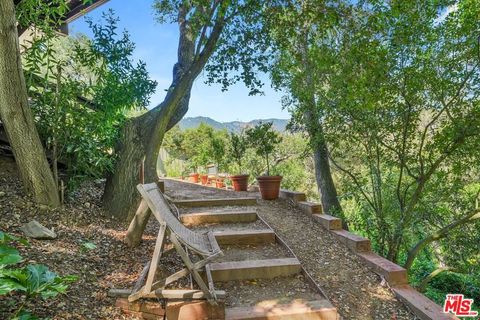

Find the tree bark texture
[[305, 111, 345, 222], [103, 6, 225, 236], [311, 127, 343, 216], [103, 47, 195, 225], [0, 0, 60, 207]]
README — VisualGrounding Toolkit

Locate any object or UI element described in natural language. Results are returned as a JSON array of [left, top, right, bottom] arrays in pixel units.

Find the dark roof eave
[[16, 0, 110, 36]]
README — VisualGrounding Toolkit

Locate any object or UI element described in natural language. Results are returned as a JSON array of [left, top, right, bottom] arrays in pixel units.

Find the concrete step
[[392, 285, 459, 320], [209, 258, 301, 282], [214, 229, 276, 245], [174, 197, 257, 208], [225, 299, 338, 320], [181, 211, 257, 226]]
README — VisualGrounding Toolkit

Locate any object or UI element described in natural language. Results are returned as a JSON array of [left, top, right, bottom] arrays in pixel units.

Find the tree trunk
[[103, 10, 196, 224], [103, 62, 195, 226], [102, 117, 147, 222], [307, 118, 346, 226], [0, 0, 60, 207], [298, 30, 344, 224], [104, 6, 226, 239], [311, 131, 343, 216]]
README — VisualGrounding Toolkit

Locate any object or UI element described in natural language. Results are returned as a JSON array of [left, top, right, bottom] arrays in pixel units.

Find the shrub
[[0, 232, 77, 318], [245, 122, 282, 176]]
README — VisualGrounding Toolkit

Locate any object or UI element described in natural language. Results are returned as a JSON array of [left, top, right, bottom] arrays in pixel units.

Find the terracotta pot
[[216, 178, 225, 189], [230, 174, 249, 191], [257, 175, 283, 200], [189, 173, 199, 183], [200, 174, 208, 185]]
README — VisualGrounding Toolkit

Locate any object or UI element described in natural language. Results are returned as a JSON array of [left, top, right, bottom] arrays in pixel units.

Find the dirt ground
[[0, 156, 157, 319], [0, 158, 415, 319], [164, 179, 417, 320]]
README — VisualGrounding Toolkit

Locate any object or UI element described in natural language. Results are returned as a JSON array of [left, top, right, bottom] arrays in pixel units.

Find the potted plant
[[215, 177, 225, 188], [196, 165, 209, 185], [200, 171, 209, 185], [186, 159, 200, 183], [228, 131, 249, 191], [189, 172, 199, 183], [194, 139, 212, 185], [246, 122, 283, 200], [209, 131, 228, 189]]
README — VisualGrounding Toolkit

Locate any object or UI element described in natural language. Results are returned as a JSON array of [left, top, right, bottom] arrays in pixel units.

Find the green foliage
[[12, 311, 39, 320], [22, 10, 156, 188], [210, 131, 228, 172], [264, 0, 480, 302], [0, 263, 77, 299], [163, 124, 314, 194], [409, 258, 480, 310], [164, 158, 184, 177], [16, 0, 74, 35], [245, 122, 282, 176], [163, 124, 229, 173], [80, 241, 97, 252], [183, 124, 215, 172], [0, 232, 77, 318], [0, 232, 28, 267], [228, 131, 248, 173]]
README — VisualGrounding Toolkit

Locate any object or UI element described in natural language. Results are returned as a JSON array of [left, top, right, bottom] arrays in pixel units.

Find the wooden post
[[139, 161, 145, 184]]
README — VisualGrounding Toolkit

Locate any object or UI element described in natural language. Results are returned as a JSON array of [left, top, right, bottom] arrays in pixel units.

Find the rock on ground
[[20, 220, 57, 240]]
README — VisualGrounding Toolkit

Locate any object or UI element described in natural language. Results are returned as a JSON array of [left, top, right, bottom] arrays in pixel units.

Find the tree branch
[[417, 266, 458, 292], [404, 208, 480, 270], [329, 155, 377, 213]]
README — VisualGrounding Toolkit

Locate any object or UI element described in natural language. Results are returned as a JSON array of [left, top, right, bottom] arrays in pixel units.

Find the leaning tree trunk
[[102, 116, 147, 222], [125, 93, 191, 247], [306, 112, 345, 225], [103, 84, 193, 220], [298, 30, 344, 223], [103, 11, 197, 226], [311, 128, 343, 217], [104, 7, 225, 248], [0, 0, 60, 207]]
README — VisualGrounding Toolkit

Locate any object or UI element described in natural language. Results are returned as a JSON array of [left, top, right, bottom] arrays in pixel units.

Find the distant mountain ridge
[[179, 116, 289, 133]]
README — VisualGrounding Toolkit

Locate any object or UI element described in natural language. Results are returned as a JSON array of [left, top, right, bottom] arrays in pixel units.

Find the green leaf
[[0, 245, 22, 265], [1, 268, 29, 283], [0, 253, 22, 266], [0, 279, 26, 295], [80, 241, 97, 251], [12, 310, 40, 320]]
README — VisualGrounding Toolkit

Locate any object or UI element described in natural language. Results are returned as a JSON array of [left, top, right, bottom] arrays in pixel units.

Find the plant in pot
[[199, 167, 209, 185], [210, 131, 227, 189], [196, 145, 212, 186], [245, 122, 283, 200], [186, 159, 200, 183], [228, 131, 249, 191]]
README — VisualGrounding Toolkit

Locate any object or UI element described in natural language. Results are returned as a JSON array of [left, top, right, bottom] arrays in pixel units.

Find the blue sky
[[69, 1, 289, 122]]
